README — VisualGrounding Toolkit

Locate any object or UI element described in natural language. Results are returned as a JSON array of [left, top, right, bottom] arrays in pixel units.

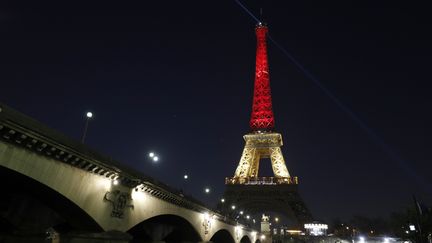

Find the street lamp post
[[81, 111, 93, 143]]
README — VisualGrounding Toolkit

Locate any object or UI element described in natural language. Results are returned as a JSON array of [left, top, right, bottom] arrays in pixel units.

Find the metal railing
[[225, 176, 298, 185]]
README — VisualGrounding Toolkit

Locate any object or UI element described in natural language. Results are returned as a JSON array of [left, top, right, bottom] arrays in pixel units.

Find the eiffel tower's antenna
[[259, 8, 263, 23]]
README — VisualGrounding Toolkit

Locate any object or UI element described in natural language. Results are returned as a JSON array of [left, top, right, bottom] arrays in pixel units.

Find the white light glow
[[231, 205, 236, 210], [220, 198, 225, 203], [383, 237, 390, 243], [86, 112, 93, 118], [240, 211, 244, 215], [113, 179, 119, 186], [304, 223, 328, 230], [287, 230, 303, 234], [246, 215, 250, 219], [204, 187, 210, 193], [184, 174, 188, 179], [305, 223, 328, 236], [149, 152, 155, 157], [131, 189, 145, 201], [260, 234, 266, 240], [153, 156, 159, 162], [409, 225, 416, 231], [95, 177, 111, 191]]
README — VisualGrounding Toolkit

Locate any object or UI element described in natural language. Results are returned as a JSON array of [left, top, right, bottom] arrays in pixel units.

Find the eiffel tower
[[222, 23, 312, 225]]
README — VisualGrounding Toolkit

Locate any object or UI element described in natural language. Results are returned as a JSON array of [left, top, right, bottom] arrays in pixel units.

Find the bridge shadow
[[210, 229, 235, 243], [128, 214, 201, 243], [0, 166, 103, 238], [240, 235, 252, 243]]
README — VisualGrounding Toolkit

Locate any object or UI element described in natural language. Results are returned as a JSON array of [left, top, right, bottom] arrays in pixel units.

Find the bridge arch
[[0, 165, 103, 234], [128, 214, 202, 242], [240, 235, 252, 243], [210, 229, 235, 243]]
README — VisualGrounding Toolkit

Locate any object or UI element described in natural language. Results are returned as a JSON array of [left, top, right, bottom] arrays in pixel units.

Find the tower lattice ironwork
[[250, 24, 274, 131], [222, 23, 312, 226]]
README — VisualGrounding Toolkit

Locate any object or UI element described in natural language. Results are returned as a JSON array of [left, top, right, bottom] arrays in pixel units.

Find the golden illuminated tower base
[[222, 131, 312, 225], [227, 132, 296, 185]]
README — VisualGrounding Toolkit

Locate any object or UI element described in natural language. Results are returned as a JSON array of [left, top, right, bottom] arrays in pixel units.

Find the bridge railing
[[225, 176, 298, 185]]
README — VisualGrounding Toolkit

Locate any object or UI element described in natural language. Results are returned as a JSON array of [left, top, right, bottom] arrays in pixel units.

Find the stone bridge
[[0, 104, 260, 243]]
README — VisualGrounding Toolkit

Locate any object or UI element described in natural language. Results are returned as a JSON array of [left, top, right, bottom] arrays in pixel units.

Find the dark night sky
[[1, 1, 431, 222]]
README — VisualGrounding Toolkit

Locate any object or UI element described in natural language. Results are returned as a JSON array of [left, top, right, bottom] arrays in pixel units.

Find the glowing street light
[[204, 187, 210, 193], [183, 174, 188, 179], [81, 111, 93, 143], [231, 205, 236, 210], [220, 198, 225, 203], [203, 212, 210, 220], [246, 215, 250, 219], [275, 217, 279, 222], [148, 152, 160, 162], [240, 211, 244, 215]]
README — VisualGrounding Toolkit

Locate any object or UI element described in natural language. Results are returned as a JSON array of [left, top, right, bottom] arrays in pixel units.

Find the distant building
[[304, 222, 328, 236]]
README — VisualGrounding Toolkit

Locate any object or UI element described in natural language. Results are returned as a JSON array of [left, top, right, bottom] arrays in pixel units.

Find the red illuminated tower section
[[250, 23, 275, 131]]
